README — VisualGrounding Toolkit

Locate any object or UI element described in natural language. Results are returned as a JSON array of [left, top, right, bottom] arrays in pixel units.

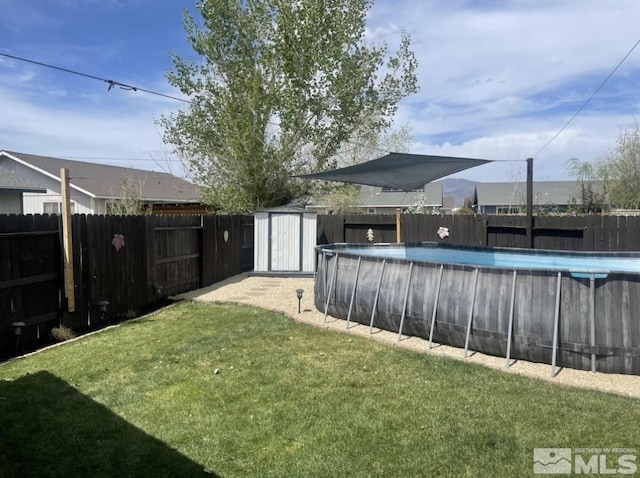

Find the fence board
[[0, 215, 62, 353], [0, 213, 254, 352], [317, 215, 344, 245], [152, 215, 201, 297], [317, 213, 640, 252]]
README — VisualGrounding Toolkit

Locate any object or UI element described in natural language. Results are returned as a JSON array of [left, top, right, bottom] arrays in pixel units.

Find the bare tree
[[107, 171, 146, 216]]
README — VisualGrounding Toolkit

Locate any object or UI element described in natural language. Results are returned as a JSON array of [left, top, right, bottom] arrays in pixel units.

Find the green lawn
[[0, 301, 638, 477]]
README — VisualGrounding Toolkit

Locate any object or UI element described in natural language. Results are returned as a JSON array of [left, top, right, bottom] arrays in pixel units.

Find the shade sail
[[297, 152, 492, 191]]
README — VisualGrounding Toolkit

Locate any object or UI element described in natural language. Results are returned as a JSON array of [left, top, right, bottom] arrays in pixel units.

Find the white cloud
[[367, 0, 640, 180], [2, 0, 640, 185], [0, 84, 186, 177]]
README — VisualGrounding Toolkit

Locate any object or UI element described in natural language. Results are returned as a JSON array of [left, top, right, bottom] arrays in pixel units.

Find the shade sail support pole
[[527, 157, 534, 249]]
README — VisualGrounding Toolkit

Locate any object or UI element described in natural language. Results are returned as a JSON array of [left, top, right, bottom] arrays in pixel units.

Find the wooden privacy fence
[[0, 214, 253, 353], [0, 215, 62, 351], [70, 214, 253, 327], [317, 214, 640, 251]]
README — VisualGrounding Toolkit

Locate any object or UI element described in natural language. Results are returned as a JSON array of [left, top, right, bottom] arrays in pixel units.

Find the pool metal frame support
[[369, 259, 387, 335], [463, 268, 480, 358], [397, 261, 414, 342], [505, 270, 517, 368], [346, 256, 362, 329], [428, 265, 444, 350], [551, 272, 562, 378], [590, 273, 596, 373], [323, 253, 339, 323]]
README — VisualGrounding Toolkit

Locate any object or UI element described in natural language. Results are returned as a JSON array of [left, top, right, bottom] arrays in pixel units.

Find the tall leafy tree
[[605, 123, 640, 209], [567, 123, 640, 212], [566, 157, 608, 214], [159, 0, 418, 213]]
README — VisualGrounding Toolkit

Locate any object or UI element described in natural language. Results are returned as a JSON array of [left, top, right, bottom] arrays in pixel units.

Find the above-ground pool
[[315, 242, 640, 375]]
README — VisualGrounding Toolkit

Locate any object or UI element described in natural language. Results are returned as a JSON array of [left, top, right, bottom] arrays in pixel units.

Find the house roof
[[475, 181, 585, 206], [1, 151, 200, 202], [0, 164, 47, 193], [360, 182, 443, 207]]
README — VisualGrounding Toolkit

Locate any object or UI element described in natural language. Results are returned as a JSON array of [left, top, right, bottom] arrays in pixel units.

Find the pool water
[[335, 245, 640, 274]]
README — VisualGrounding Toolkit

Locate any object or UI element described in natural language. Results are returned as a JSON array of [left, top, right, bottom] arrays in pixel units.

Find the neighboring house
[[0, 164, 47, 214], [308, 182, 443, 214], [0, 151, 202, 215], [474, 181, 586, 214]]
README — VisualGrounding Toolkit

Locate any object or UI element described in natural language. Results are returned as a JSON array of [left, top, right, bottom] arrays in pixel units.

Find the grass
[[0, 301, 638, 477]]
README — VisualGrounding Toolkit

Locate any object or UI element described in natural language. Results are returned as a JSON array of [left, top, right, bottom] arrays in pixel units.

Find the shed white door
[[270, 213, 301, 271]]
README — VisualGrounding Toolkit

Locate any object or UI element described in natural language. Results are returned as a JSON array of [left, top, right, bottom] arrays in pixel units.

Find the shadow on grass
[[0, 371, 221, 478]]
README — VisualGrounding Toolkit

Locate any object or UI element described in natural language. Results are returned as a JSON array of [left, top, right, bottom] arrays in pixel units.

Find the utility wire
[[63, 155, 183, 162], [2, 53, 518, 163], [532, 38, 640, 159], [1, 53, 436, 161], [0, 53, 415, 159], [0, 52, 191, 104]]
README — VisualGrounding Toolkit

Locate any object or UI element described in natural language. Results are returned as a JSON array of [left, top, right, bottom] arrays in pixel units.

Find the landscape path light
[[11, 321, 25, 350], [296, 289, 304, 313], [98, 300, 110, 321]]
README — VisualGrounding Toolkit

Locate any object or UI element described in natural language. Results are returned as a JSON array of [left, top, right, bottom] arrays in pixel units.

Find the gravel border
[[181, 274, 640, 399]]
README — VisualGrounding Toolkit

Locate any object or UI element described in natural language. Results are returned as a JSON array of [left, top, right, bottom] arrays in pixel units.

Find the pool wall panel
[[315, 244, 640, 375]]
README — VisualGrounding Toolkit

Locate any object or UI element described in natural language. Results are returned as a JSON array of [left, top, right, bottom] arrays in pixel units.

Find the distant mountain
[[438, 178, 476, 207]]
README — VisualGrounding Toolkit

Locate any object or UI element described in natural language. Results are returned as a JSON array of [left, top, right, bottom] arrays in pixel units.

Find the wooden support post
[[61, 168, 75, 313], [396, 208, 402, 243]]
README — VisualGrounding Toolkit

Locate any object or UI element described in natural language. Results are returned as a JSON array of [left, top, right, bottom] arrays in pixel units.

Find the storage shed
[[254, 206, 317, 275]]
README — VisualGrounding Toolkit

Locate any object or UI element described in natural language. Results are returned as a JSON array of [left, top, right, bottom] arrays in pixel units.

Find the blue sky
[[1, 0, 640, 183]]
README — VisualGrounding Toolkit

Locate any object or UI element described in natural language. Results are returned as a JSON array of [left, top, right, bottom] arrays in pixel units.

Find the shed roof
[[255, 205, 315, 214]]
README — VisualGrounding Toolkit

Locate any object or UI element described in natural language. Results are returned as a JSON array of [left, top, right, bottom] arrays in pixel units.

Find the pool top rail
[[318, 242, 640, 274]]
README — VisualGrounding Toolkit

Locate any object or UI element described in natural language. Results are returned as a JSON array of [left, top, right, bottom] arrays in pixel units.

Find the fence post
[[60, 168, 75, 313]]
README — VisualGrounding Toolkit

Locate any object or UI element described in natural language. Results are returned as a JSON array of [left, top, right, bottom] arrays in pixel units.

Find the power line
[[2, 52, 516, 164], [63, 155, 183, 162], [532, 38, 640, 159], [0, 52, 191, 104], [0, 52, 435, 161]]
